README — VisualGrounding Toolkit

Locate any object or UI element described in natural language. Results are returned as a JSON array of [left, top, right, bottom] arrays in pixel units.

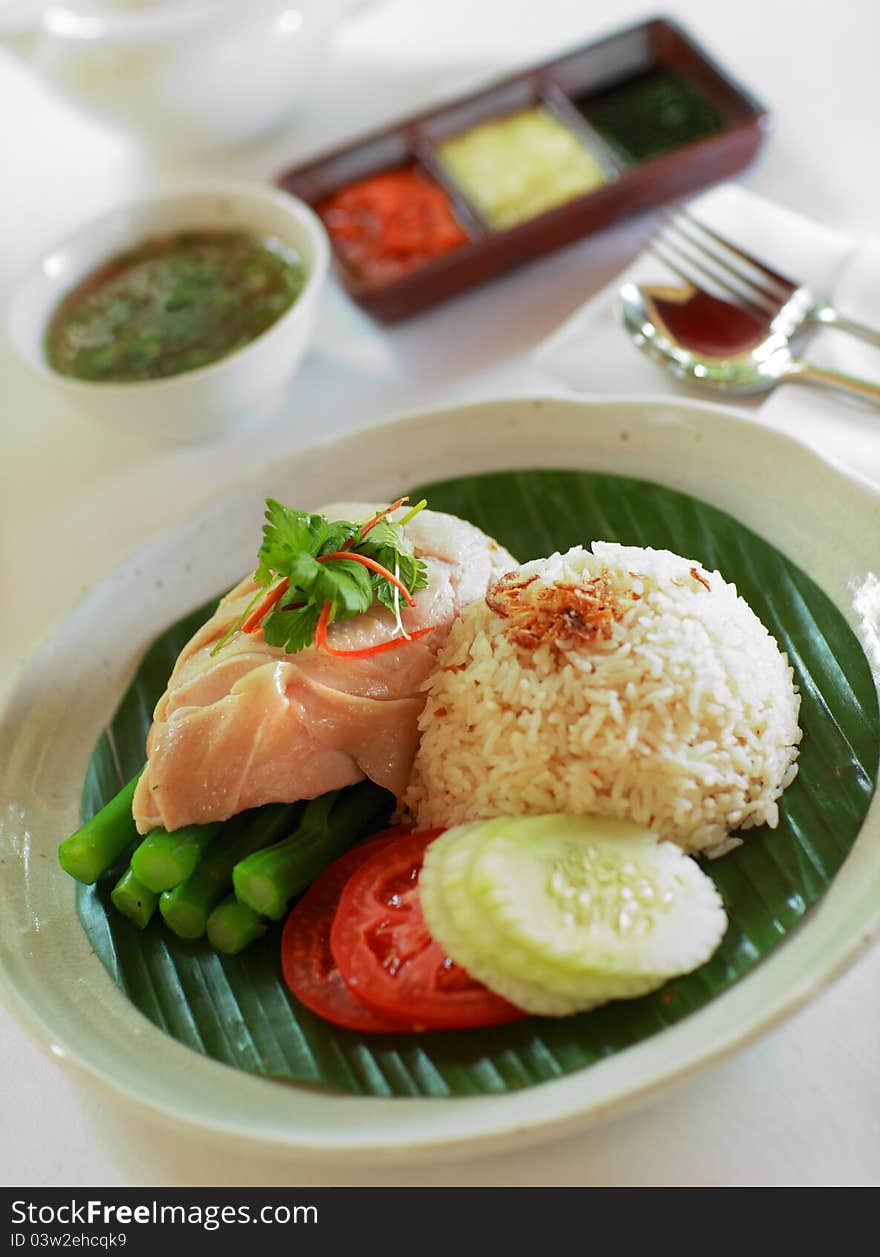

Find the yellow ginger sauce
[[438, 105, 607, 230]]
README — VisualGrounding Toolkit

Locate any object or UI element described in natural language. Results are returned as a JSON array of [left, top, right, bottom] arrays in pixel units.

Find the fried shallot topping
[[690, 566, 711, 591], [486, 568, 629, 654]]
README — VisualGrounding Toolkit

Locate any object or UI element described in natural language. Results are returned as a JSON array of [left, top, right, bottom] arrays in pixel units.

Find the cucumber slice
[[419, 815, 727, 1017], [468, 815, 727, 979], [420, 828, 591, 1016], [422, 822, 659, 1014]]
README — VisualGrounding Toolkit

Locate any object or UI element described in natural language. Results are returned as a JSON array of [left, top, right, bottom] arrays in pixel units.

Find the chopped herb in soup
[[46, 231, 305, 383]]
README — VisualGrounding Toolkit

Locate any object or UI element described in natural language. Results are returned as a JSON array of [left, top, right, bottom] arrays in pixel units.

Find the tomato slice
[[281, 831, 418, 1033], [330, 829, 527, 1031]]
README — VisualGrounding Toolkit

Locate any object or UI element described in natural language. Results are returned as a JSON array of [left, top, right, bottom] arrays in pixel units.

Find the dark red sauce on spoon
[[644, 285, 768, 358]]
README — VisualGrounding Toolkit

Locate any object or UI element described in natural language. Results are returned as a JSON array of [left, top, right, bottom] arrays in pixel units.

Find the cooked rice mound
[[404, 543, 802, 856]]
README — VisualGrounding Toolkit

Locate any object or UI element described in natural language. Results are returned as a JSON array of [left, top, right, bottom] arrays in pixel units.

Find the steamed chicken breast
[[132, 502, 515, 833]]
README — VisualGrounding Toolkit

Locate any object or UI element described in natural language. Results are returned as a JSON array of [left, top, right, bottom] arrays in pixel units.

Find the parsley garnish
[[211, 497, 429, 657]]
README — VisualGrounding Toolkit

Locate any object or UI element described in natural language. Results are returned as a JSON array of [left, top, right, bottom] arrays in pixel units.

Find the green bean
[[206, 896, 268, 955], [232, 782, 393, 920], [159, 803, 301, 939], [110, 867, 158, 929], [130, 821, 223, 893], [58, 774, 140, 884]]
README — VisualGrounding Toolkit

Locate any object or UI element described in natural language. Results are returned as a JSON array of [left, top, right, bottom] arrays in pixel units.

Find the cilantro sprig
[[212, 497, 430, 658]]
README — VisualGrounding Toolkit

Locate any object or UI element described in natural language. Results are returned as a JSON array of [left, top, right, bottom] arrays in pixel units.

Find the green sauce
[[580, 69, 723, 165], [46, 231, 305, 383]]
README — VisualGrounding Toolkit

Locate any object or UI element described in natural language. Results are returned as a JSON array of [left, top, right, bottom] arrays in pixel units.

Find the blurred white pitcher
[[0, 0, 378, 150]]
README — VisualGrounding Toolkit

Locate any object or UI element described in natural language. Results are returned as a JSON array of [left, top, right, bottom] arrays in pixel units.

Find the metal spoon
[[619, 281, 880, 407]]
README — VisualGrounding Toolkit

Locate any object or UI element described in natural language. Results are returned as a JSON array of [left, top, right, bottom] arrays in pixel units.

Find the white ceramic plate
[[1, 396, 878, 1164]]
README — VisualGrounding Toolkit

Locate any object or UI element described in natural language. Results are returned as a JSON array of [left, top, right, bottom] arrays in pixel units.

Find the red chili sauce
[[317, 166, 468, 286]]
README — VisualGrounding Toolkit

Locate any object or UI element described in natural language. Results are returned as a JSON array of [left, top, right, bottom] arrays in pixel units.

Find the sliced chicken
[[132, 502, 515, 833]]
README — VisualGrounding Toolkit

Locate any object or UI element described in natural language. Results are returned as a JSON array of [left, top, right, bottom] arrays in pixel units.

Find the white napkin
[[533, 183, 880, 487]]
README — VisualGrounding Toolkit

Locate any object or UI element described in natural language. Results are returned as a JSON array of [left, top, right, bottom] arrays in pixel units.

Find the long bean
[[58, 774, 140, 884], [232, 782, 392, 920], [131, 821, 223, 893], [206, 896, 268, 955], [159, 803, 301, 939], [110, 868, 158, 929]]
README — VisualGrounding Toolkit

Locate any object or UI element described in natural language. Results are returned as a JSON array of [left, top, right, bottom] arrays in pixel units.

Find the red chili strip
[[315, 601, 435, 659], [349, 497, 409, 546], [317, 550, 416, 606], [242, 578, 291, 633]]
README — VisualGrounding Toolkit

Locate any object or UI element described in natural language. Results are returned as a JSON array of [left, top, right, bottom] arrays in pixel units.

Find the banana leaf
[[76, 470, 879, 1096]]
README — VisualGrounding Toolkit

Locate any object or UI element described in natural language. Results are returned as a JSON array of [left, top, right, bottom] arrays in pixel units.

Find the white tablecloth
[[1, 0, 879, 1187]]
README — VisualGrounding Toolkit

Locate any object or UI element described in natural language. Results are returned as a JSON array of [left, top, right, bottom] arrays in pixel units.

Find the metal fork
[[648, 206, 880, 349]]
